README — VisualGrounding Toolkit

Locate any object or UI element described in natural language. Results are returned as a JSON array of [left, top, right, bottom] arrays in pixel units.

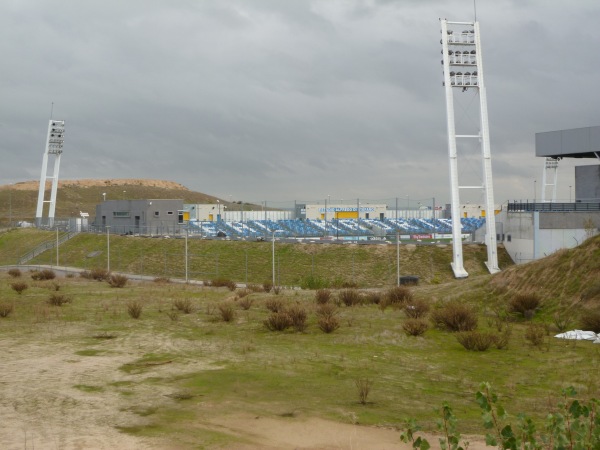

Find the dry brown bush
[[402, 298, 431, 318], [318, 316, 340, 333], [31, 269, 56, 281], [262, 281, 273, 292], [579, 309, 600, 333], [264, 311, 292, 331], [316, 303, 338, 319], [0, 302, 14, 318], [509, 293, 541, 319], [218, 303, 236, 322], [127, 300, 143, 319], [237, 296, 253, 310], [355, 378, 372, 405], [430, 301, 478, 332], [402, 318, 429, 336], [524, 323, 545, 347], [11, 282, 28, 295], [265, 298, 284, 313], [315, 289, 332, 304], [211, 278, 237, 291], [173, 298, 193, 314], [236, 288, 251, 298], [153, 277, 171, 284], [8, 268, 21, 278], [108, 274, 128, 288], [364, 291, 383, 305], [386, 286, 413, 306], [286, 304, 308, 332], [455, 330, 496, 351], [47, 293, 71, 306], [339, 289, 361, 307], [247, 284, 264, 292]]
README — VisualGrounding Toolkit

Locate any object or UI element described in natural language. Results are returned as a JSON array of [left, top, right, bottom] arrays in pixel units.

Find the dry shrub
[[494, 326, 512, 349], [127, 300, 142, 319], [153, 277, 171, 284], [318, 316, 340, 333], [524, 323, 545, 347], [355, 378, 372, 405], [173, 298, 193, 314], [11, 282, 28, 295], [50, 282, 61, 291], [238, 296, 253, 310], [218, 303, 236, 322], [579, 309, 600, 333], [236, 288, 251, 298], [272, 285, 282, 295], [402, 318, 429, 336], [108, 274, 128, 288], [455, 330, 496, 351], [65, 273, 75, 278], [364, 291, 383, 305], [247, 284, 264, 293], [378, 299, 390, 312], [31, 269, 56, 281], [403, 298, 431, 318], [167, 311, 179, 322], [211, 278, 237, 291], [509, 293, 541, 318], [430, 301, 478, 332], [8, 268, 21, 278], [262, 281, 273, 293], [47, 293, 71, 306], [315, 289, 332, 305], [339, 289, 361, 307], [386, 286, 413, 306], [89, 268, 110, 281], [286, 304, 307, 332], [316, 303, 338, 319], [0, 302, 14, 318], [553, 309, 574, 332], [265, 298, 284, 313], [264, 311, 292, 331]]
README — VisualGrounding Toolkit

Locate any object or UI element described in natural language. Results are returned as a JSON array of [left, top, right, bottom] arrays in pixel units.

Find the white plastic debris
[[554, 330, 599, 341]]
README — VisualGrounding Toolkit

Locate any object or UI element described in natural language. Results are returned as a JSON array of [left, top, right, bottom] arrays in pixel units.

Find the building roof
[[535, 126, 600, 159]]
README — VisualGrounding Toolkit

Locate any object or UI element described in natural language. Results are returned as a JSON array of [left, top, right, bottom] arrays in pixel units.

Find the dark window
[[154, 211, 160, 217]]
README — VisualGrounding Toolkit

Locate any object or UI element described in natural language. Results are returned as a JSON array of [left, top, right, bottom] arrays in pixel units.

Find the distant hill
[[0, 179, 232, 223]]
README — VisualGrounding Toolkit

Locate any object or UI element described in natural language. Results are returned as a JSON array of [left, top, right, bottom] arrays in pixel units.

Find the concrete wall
[[575, 165, 600, 202], [501, 210, 600, 264], [95, 199, 183, 234]]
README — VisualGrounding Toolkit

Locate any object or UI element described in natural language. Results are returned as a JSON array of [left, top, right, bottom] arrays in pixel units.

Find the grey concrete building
[[94, 199, 184, 235]]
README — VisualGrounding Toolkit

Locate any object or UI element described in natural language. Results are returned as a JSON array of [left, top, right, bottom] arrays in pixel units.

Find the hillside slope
[[490, 234, 600, 305], [0, 179, 227, 222]]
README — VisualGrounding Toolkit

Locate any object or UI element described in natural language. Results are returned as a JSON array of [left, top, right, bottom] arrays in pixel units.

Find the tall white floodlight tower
[[440, 20, 499, 277], [35, 120, 65, 227], [541, 158, 559, 202]]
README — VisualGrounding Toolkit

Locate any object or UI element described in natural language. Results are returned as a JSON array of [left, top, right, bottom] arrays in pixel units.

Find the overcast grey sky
[[1, 0, 599, 206]]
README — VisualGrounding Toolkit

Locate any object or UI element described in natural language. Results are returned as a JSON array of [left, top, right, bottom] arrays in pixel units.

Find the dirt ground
[[0, 327, 490, 450]]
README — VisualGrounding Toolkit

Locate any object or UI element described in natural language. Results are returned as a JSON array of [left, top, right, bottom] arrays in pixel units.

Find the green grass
[[4, 228, 514, 287], [1, 267, 598, 449]]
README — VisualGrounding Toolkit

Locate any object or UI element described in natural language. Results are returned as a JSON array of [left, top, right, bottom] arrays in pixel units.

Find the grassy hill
[[0, 232, 598, 448], [0, 179, 248, 224]]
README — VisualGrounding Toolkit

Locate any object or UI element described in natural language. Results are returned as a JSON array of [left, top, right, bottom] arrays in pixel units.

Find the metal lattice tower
[[440, 20, 499, 277], [541, 158, 559, 202], [35, 120, 65, 227]]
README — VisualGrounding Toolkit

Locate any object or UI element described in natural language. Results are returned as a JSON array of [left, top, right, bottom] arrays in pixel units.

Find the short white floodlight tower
[[35, 120, 65, 227], [440, 20, 499, 277], [541, 158, 559, 202]]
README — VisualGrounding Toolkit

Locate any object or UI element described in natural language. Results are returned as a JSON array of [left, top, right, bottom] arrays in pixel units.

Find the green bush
[[430, 301, 478, 332], [299, 275, 329, 290]]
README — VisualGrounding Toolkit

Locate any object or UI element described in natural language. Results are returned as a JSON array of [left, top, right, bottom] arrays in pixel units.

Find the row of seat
[[187, 218, 486, 238]]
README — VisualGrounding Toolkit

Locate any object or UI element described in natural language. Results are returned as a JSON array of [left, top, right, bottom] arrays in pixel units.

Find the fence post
[[245, 250, 248, 283]]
